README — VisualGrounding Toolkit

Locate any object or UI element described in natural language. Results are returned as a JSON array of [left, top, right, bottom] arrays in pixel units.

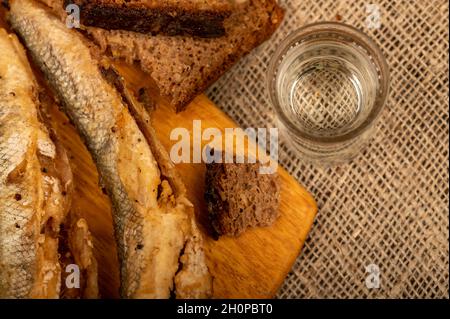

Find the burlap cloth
[[206, 0, 449, 298]]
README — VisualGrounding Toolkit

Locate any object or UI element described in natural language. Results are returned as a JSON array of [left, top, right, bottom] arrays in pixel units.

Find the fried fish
[[0, 26, 97, 299], [8, 0, 211, 298]]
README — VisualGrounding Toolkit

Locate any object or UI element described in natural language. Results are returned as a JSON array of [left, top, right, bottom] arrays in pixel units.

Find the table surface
[[206, 0, 449, 298]]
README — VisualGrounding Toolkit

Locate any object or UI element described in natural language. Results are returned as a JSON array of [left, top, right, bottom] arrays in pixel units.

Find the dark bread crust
[[205, 161, 280, 237], [66, 0, 230, 37], [77, 4, 229, 37]]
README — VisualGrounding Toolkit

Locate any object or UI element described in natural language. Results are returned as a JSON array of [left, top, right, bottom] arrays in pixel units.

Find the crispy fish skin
[[0, 28, 69, 298], [0, 28, 42, 298], [103, 66, 212, 298], [10, 0, 154, 297], [9, 0, 211, 298]]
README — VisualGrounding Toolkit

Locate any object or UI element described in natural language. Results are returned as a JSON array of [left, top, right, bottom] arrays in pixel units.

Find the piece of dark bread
[[85, 0, 284, 111], [37, 0, 284, 112], [59, 0, 234, 37], [205, 161, 280, 237]]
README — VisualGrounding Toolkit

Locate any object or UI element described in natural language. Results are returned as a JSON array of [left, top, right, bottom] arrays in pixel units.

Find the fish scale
[[10, 0, 212, 299], [1, 17, 101, 298], [0, 74, 39, 298], [9, 0, 153, 297]]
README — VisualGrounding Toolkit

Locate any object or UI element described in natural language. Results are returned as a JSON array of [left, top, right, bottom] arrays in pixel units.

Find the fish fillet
[[0, 27, 63, 298], [9, 0, 212, 298], [0, 26, 98, 299], [59, 214, 99, 299]]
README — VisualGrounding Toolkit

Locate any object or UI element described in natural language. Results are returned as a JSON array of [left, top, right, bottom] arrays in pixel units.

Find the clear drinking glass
[[267, 22, 389, 164]]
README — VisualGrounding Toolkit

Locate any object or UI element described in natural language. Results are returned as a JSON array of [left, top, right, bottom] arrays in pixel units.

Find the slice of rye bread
[[57, 0, 235, 37], [85, 0, 284, 112], [205, 161, 280, 237]]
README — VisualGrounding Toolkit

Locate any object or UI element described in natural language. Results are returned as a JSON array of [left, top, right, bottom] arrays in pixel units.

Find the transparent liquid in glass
[[276, 41, 379, 139], [268, 23, 389, 163]]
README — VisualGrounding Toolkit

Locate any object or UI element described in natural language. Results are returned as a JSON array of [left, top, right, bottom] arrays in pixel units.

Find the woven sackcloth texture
[[206, 0, 449, 298]]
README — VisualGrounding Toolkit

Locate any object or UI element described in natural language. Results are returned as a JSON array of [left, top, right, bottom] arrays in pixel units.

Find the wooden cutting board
[[0, 11, 317, 298], [53, 62, 317, 298]]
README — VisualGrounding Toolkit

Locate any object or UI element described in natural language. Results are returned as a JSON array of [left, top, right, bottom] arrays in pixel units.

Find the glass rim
[[267, 21, 390, 144]]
